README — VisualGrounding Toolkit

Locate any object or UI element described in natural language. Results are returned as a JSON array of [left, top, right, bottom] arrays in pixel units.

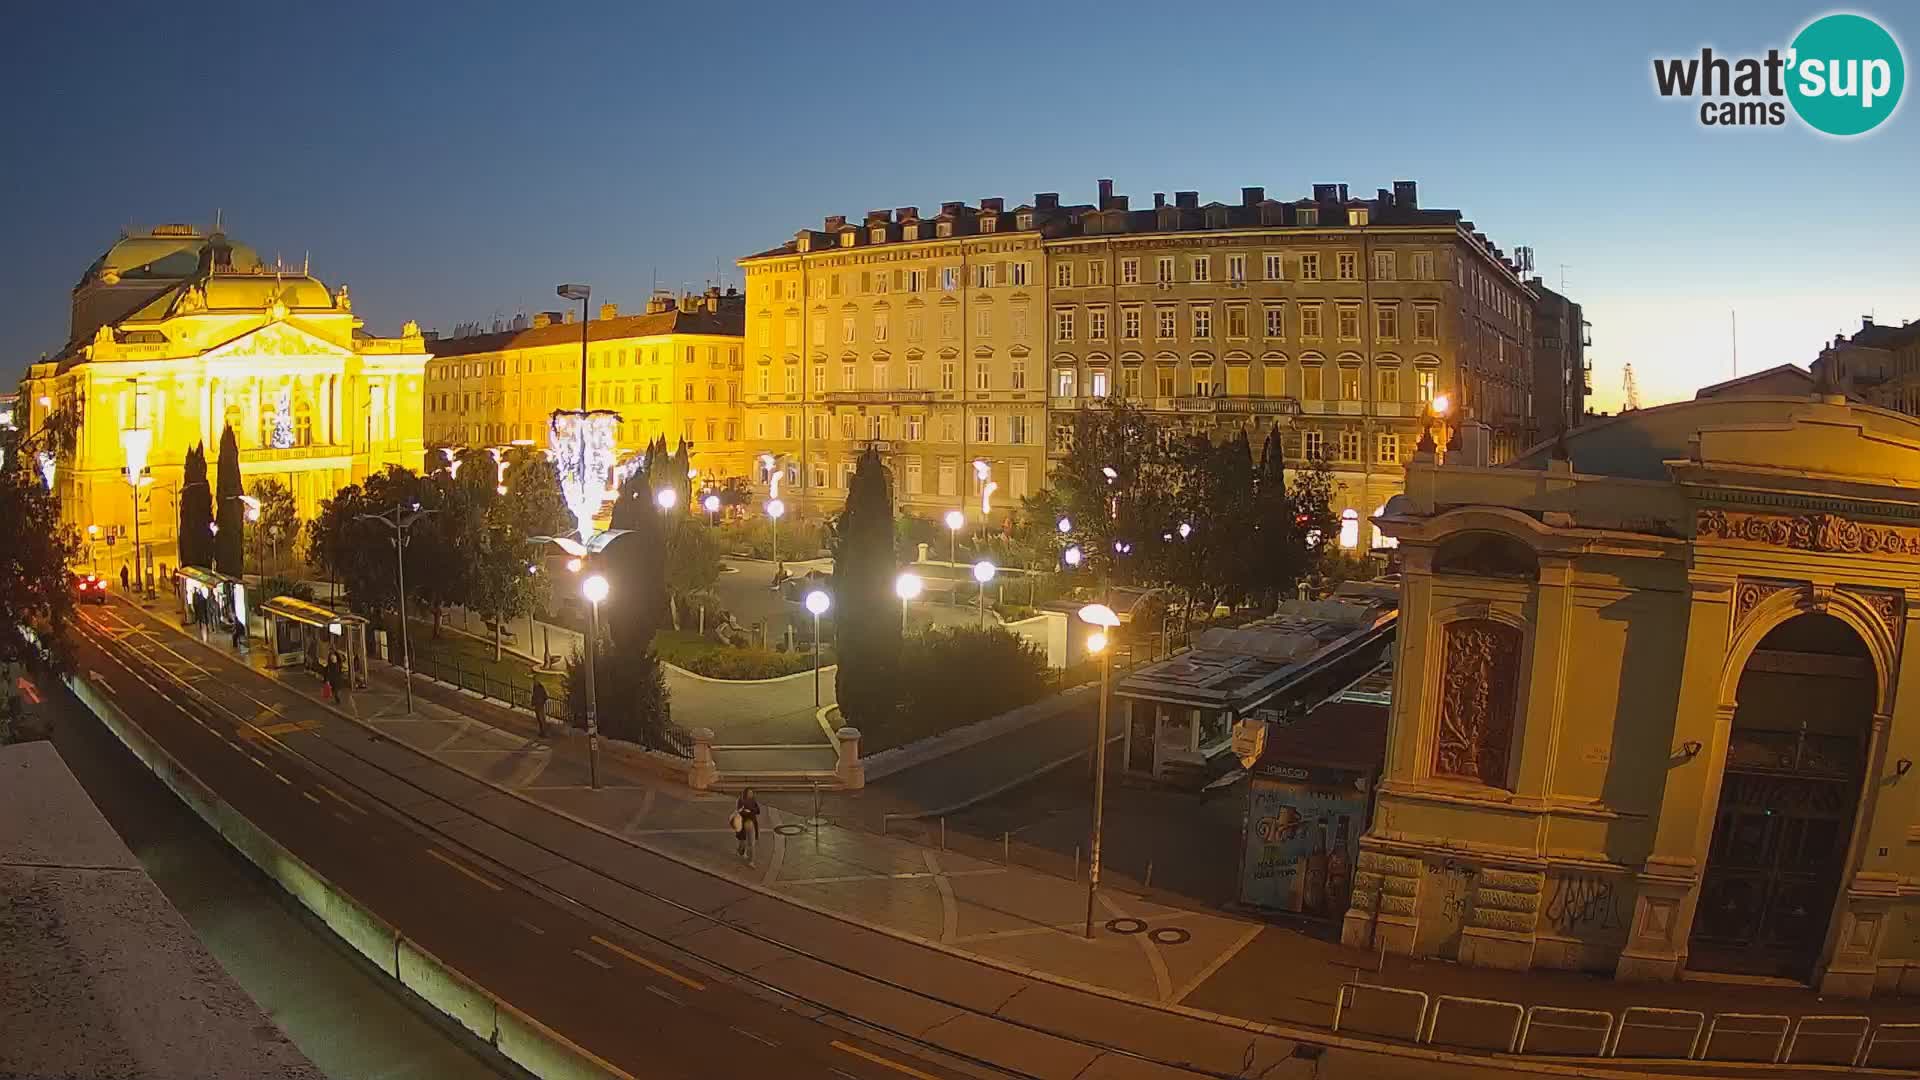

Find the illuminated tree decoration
[[271, 388, 295, 449], [36, 451, 55, 490], [548, 409, 622, 542]]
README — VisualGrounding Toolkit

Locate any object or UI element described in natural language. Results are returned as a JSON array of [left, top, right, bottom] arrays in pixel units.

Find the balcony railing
[[822, 390, 935, 405], [1169, 395, 1302, 416]]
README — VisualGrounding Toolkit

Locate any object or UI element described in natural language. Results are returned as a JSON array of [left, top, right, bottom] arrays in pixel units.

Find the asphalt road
[[68, 603, 986, 1080]]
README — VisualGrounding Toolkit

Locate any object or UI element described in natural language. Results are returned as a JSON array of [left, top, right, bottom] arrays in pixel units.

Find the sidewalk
[[125, 599, 1920, 1065]]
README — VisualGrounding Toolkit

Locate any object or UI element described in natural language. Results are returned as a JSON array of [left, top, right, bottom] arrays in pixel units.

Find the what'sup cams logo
[[1653, 12, 1904, 135]]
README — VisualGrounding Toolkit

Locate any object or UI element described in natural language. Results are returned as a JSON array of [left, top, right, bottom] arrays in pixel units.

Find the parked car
[[69, 571, 109, 604]]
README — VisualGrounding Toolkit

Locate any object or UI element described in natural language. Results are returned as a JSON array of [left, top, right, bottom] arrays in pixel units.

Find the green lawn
[[653, 629, 833, 680]]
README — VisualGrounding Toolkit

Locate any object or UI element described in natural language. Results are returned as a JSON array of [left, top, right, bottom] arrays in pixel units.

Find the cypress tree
[[179, 444, 213, 568], [214, 425, 244, 576], [833, 447, 900, 727]]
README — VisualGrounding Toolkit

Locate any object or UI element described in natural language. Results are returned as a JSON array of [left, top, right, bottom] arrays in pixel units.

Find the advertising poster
[[1241, 767, 1368, 917]]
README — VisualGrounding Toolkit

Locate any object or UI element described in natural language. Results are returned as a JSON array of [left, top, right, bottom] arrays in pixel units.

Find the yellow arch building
[[19, 225, 427, 576]]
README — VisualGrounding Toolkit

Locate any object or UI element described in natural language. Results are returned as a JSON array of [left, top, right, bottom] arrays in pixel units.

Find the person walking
[[322, 651, 341, 703], [119, 565, 129, 593], [733, 788, 761, 862], [530, 678, 549, 739]]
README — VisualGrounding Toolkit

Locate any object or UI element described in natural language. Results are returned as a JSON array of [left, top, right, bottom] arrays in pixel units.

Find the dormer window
[[936, 222, 953, 237], [905, 224, 920, 241], [1348, 208, 1370, 226], [797, 236, 812, 252], [871, 228, 886, 244], [840, 231, 857, 248], [980, 216, 997, 233], [1016, 212, 1033, 229], [1298, 207, 1319, 226]]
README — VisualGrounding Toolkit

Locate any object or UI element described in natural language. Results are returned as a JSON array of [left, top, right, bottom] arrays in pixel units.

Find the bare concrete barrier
[[68, 669, 626, 1078]]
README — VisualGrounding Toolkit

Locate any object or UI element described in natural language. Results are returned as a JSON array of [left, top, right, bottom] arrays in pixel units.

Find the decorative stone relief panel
[[1432, 619, 1524, 786], [1469, 868, 1545, 935], [1849, 586, 1903, 644], [1734, 578, 1801, 631], [1698, 509, 1920, 556]]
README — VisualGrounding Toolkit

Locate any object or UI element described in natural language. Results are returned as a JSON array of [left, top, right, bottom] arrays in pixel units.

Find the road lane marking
[[223, 738, 244, 752], [317, 785, 367, 815], [644, 985, 682, 1006], [571, 948, 612, 970], [247, 755, 271, 771], [830, 1042, 941, 1079], [513, 918, 546, 936], [331, 811, 353, 825], [272, 771, 292, 786], [730, 1026, 779, 1048], [301, 792, 322, 806], [425, 848, 503, 892], [589, 934, 707, 991]]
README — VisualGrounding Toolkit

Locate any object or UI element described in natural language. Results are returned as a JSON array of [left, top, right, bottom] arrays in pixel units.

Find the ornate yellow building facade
[[424, 289, 747, 482], [1350, 392, 1920, 997], [19, 225, 427, 570]]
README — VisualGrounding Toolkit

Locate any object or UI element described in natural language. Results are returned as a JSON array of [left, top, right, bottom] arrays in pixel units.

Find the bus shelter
[[174, 566, 247, 635], [258, 596, 369, 688]]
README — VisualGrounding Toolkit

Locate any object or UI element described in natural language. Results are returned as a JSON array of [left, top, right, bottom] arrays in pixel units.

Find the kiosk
[[174, 566, 247, 636], [258, 596, 369, 688]]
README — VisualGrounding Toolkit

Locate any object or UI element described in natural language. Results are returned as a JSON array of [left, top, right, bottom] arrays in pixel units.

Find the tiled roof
[[427, 307, 741, 359]]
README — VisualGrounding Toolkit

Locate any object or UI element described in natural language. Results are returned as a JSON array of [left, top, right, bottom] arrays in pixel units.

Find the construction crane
[[1622, 363, 1642, 411]]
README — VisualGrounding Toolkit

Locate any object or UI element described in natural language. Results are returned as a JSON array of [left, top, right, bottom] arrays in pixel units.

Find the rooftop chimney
[[896, 206, 919, 221], [1035, 193, 1059, 211], [824, 214, 847, 231], [1864, 315, 1876, 329], [1242, 186, 1264, 206], [1174, 191, 1198, 209], [1393, 180, 1418, 208], [532, 312, 558, 329], [981, 197, 1004, 212], [1153, 193, 1166, 209], [598, 302, 619, 321], [1097, 179, 1114, 208], [1312, 183, 1340, 202]]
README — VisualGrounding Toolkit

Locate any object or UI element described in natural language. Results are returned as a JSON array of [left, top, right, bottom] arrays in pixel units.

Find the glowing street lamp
[[1063, 544, 1083, 568], [703, 493, 721, 525], [1077, 602, 1122, 939], [972, 560, 996, 627], [804, 588, 831, 707], [766, 497, 786, 571], [1057, 516, 1072, 534], [895, 571, 922, 627], [944, 509, 964, 568], [581, 572, 610, 789], [121, 426, 152, 599], [655, 487, 678, 512]]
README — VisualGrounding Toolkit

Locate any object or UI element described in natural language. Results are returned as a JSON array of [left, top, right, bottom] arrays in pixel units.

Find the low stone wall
[[68, 672, 631, 1079]]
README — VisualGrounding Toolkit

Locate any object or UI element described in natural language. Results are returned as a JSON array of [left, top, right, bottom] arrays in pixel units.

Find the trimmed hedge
[[864, 625, 1051, 753], [653, 630, 832, 680]]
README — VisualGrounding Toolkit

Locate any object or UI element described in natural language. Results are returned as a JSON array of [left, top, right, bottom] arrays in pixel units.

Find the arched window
[[1338, 508, 1360, 549]]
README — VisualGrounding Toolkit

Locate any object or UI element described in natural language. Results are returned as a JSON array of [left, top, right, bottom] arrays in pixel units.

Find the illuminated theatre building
[[18, 225, 427, 567]]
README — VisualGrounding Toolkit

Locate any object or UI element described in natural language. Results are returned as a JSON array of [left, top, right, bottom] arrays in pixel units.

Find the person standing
[[119, 565, 130, 592], [322, 651, 341, 703], [734, 788, 761, 862], [530, 678, 549, 739]]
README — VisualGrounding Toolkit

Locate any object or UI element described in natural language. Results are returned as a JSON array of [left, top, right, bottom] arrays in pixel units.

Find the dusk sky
[[4, 0, 1914, 409]]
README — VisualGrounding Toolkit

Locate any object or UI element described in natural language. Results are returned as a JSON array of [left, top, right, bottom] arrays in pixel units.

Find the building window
[[785, 366, 799, 394], [1010, 359, 1026, 390], [1339, 367, 1361, 400], [1377, 432, 1400, 464], [1337, 252, 1358, 280], [872, 362, 889, 390], [976, 362, 990, 390], [1412, 251, 1435, 280], [1376, 304, 1399, 341], [941, 361, 956, 390], [1227, 305, 1249, 339], [875, 313, 889, 342], [905, 458, 923, 492], [1056, 368, 1075, 398], [1122, 307, 1141, 340], [874, 271, 890, 294], [1264, 253, 1284, 281], [1191, 306, 1212, 340], [757, 369, 771, 395], [1227, 254, 1246, 282], [785, 317, 800, 344], [1156, 256, 1174, 283], [1303, 365, 1324, 400], [1414, 305, 1438, 342], [942, 414, 958, 442], [1011, 308, 1027, 339], [1378, 368, 1400, 402], [841, 317, 856, 344], [1055, 262, 1073, 287], [813, 366, 825, 393], [1300, 253, 1321, 281], [1010, 261, 1029, 286], [812, 414, 826, 440], [1089, 307, 1108, 341], [976, 307, 992, 337], [1301, 304, 1323, 339], [906, 414, 923, 441], [907, 315, 923, 341], [1298, 207, 1319, 226], [975, 414, 993, 443], [907, 269, 925, 292], [1348, 208, 1370, 226], [1121, 366, 1141, 398], [1016, 212, 1033, 229], [683, 382, 695, 401], [1264, 304, 1285, 338], [840, 414, 856, 440], [1088, 260, 1106, 286], [1190, 256, 1210, 282], [757, 322, 771, 347], [1156, 306, 1177, 340], [1090, 369, 1109, 398], [1054, 308, 1075, 341], [974, 263, 995, 289], [941, 313, 956, 340], [1417, 369, 1436, 403], [1304, 428, 1324, 459], [1339, 429, 1361, 461], [1373, 251, 1395, 281], [1156, 367, 1175, 397], [1337, 306, 1361, 341], [1193, 367, 1215, 397], [1008, 415, 1029, 445], [842, 363, 856, 389], [1120, 258, 1139, 285], [980, 216, 997, 234], [906, 361, 922, 389]]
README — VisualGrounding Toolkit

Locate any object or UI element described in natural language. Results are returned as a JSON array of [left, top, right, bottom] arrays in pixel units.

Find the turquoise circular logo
[[1788, 13, 1905, 136]]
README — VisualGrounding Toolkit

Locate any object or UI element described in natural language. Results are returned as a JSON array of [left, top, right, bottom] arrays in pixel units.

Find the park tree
[[178, 443, 213, 568], [1250, 425, 1309, 609], [832, 447, 901, 727], [0, 422, 81, 672], [562, 460, 676, 751], [213, 425, 244, 575], [1050, 398, 1184, 585], [246, 477, 298, 574]]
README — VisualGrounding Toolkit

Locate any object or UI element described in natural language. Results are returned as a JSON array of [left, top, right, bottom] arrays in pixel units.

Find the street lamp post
[[121, 428, 151, 600], [894, 572, 921, 631], [358, 503, 438, 716], [1078, 602, 1121, 938], [703, 493, 720, 526], [972, 560, 996, 627], [767, 497, 786, 572], [804, 589, 830, 707], [581, 572, 609, 789], [944, 509, 964, 570]]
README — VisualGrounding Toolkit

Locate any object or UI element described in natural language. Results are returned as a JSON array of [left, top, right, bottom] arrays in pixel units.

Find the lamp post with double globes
[[1079, 602, 1122, 938], [581, 573, 609, 789]]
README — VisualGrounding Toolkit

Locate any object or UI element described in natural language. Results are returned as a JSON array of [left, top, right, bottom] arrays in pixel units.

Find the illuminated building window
[[1339, 508, 1360, 549]]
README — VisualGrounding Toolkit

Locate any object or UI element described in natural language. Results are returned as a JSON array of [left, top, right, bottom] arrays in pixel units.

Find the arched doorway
[[1690, 613, 1875, 980]]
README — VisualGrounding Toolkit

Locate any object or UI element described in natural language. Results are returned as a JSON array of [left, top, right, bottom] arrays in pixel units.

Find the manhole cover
[[1105, 917, 1147, 935], [1148, 927, 1191, 946], [773, 823, 805, 836]]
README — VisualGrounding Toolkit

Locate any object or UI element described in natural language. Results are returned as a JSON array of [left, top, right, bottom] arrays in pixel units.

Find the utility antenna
[[214, 208, 223, 231], [302, 250, 310, 276], [1623, 363, 1642, 411], [1559, 263, 1569, 292], [1731, 309, 1738, 378]]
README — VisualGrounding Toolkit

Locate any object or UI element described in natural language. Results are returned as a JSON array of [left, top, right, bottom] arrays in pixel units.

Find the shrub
[[652, 629, 829, 680], [259, 575, 316, 606], [866, 625, 1050, 752]]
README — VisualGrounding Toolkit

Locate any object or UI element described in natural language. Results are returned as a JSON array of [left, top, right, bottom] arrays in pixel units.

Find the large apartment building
[[424, 288, 750, 482], [739, 180, 1544, 523], [1812, 316, 1920, 414], [1530, 280, 1590, 437]]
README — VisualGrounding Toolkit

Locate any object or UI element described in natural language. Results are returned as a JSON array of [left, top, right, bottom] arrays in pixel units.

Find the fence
[[1333, 983, 1914, 1068], [406, 648, 570, 723]]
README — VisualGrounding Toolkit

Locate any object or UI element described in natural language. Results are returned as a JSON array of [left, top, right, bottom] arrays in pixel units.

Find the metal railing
[[408, 649, 569, 721]]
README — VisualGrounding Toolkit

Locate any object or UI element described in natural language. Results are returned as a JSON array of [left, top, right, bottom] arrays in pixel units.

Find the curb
[[662, 659, 837, 686], [889, 732, 1125, 822]]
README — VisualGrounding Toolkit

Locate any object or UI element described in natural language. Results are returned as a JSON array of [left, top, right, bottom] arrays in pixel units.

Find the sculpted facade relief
[[1432, 618, 1523, 787], [1698, 509, 1920, 557]]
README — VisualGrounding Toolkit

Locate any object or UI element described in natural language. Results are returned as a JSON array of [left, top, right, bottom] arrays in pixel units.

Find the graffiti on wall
[[1544, 872, 1628, 937]]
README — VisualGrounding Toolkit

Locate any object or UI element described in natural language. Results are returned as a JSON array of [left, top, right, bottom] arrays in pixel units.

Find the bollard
[[1003, 831, 1010, 865], [1075, 845, 1081, 880], [1145, 859, 1154, 889], [940, 817, 946, 850]]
